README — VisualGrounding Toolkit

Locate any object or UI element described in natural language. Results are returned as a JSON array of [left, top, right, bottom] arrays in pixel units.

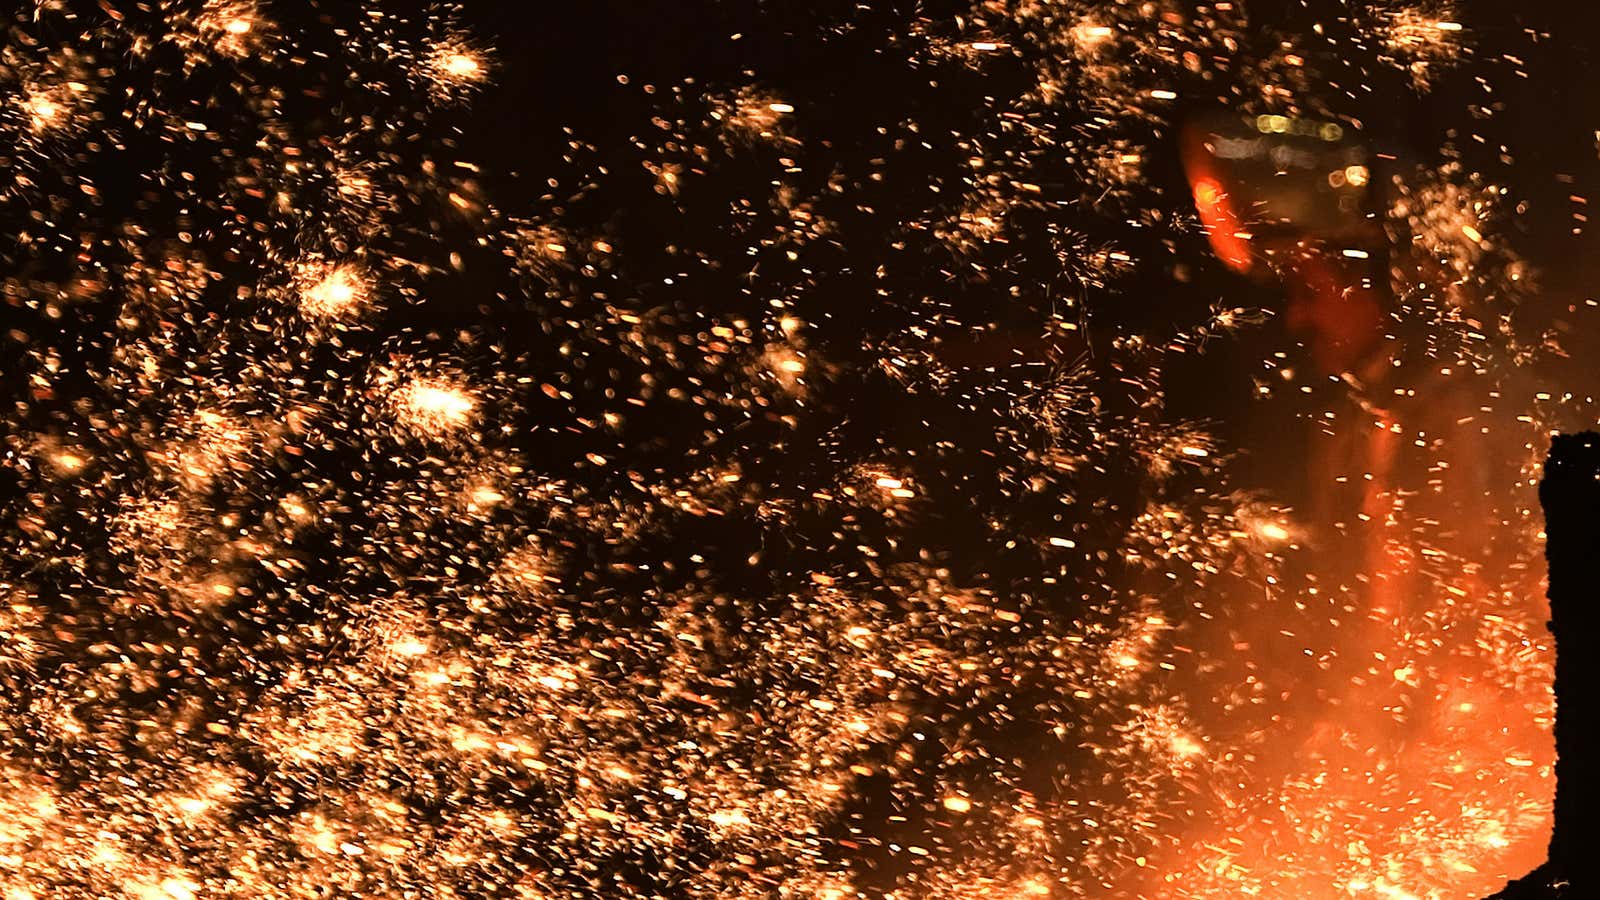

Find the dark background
[[443, 0, 1600, 539]]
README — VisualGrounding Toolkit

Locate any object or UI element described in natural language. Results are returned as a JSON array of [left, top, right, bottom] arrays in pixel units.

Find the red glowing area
[[1161, 109, 1555, 900], [1189, 175, 1255, 273]]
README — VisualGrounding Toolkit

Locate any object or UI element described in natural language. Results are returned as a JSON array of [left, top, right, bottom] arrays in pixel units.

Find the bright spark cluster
[[0, 2, 1584, 899]]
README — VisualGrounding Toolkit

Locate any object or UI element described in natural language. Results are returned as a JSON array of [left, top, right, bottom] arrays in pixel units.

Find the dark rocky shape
[[1487, 433, 1600, 898]]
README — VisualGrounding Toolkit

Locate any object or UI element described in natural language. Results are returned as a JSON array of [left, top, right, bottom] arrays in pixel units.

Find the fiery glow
[[17, 83, 85, 133], [420, 40, 492, 100], [440, 53, 481, 78], [297, 261, 372, 319], [187, 1, 270, 59], [1380, 6, 1469, 90], [394, 378, 479, 435], [24, 95, 60, 129]]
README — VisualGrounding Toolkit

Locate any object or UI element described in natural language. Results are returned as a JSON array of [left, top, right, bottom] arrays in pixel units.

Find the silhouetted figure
[[1488, 433, 1600, 898]]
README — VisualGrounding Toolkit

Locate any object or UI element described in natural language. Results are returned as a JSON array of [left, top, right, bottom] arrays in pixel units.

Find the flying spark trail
[[0, 1, 1590, 898]]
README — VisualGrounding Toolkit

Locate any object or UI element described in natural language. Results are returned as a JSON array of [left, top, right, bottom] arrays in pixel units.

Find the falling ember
[[713, 88, 796, 141], [188, 0, 269, 58], [51, 451, 85, 473], [125, 877, 201, 900], [1378, 5, 1470, 90]]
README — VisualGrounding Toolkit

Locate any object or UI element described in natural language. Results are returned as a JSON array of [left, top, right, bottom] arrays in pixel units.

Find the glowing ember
[[441, 53, 481, 78], [25, 96, 60, 127], [1073, 22, 1116, 46], [297, 262, 371, 319], [187, 1, 269, 59], [394, 378, 478, 435], [421, 42, 492, 99]]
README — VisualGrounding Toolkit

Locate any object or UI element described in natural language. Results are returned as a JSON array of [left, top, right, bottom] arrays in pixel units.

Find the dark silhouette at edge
[[1487, 433, 1600, 898]]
